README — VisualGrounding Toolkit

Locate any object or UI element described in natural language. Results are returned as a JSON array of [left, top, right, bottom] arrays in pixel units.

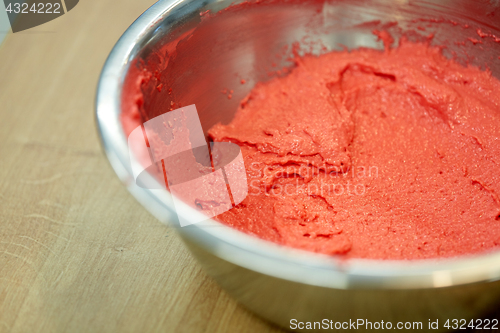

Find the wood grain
[[0, 1, 284, 332]]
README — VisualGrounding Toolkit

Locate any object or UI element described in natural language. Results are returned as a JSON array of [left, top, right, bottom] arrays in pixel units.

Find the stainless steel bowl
[[96, 0, 500, 330]]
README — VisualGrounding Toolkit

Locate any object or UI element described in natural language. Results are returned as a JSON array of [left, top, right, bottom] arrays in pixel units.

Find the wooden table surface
[[0, 1, 284, 332]]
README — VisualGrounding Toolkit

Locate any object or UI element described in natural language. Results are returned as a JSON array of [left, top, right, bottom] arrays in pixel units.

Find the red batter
[[208, 37, 500, 259]]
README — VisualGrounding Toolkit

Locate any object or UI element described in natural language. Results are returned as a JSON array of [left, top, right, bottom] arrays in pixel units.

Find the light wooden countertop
[[0, 1, 284, 332]]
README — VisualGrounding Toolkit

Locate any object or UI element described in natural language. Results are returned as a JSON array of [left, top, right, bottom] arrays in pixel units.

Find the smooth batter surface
[[208, 38, 500, 259]]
